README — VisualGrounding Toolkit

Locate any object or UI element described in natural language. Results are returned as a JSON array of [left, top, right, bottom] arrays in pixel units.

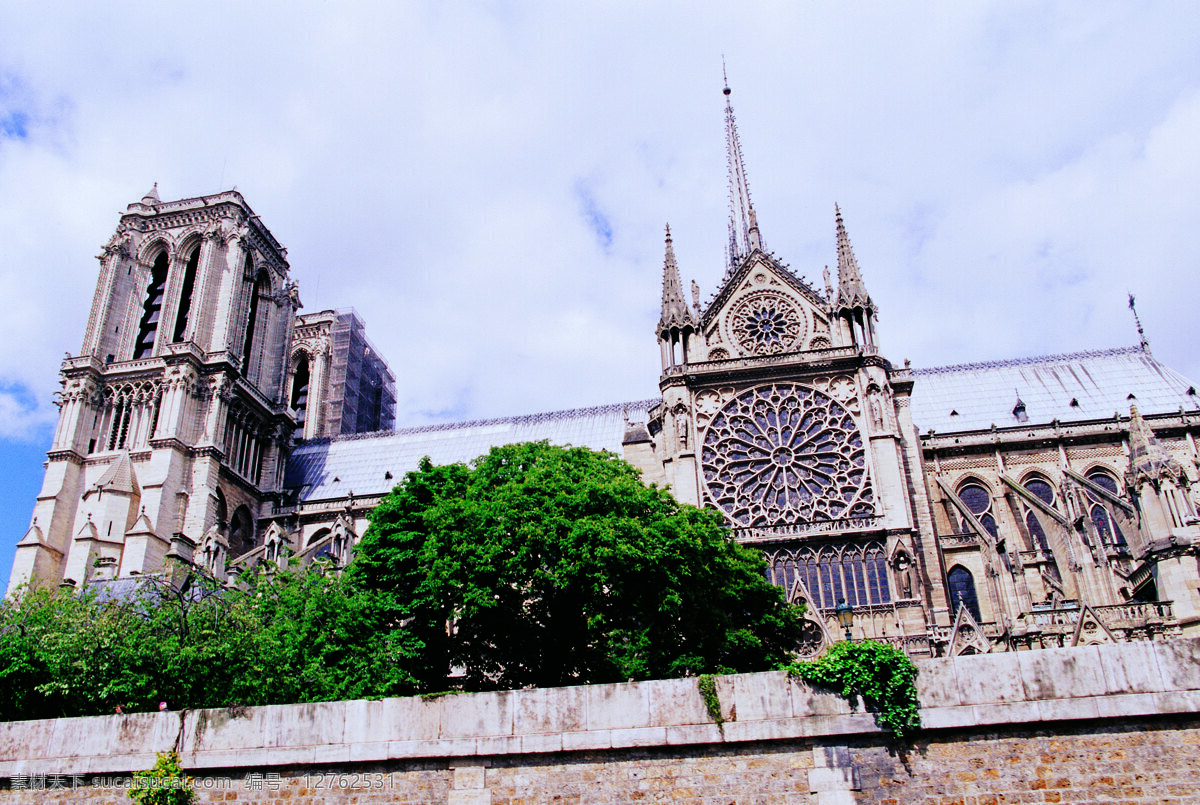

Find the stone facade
[[1, 640, 1199, 803]]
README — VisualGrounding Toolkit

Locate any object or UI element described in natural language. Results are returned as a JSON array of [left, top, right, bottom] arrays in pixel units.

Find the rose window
[[701, 383, 874, 526], [729, 291, 804, 355]]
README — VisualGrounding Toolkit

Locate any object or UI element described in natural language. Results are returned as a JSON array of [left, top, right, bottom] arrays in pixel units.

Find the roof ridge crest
[[911, 346, 1145, 377], [295, 399, 662, 446]]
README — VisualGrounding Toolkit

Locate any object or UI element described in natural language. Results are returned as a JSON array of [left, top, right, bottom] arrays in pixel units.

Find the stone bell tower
[[646, 81, 942, 652], [8, 187, 300, 592]]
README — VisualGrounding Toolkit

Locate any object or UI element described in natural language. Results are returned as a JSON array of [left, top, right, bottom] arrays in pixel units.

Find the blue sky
[[2, 2, 1200, 588]]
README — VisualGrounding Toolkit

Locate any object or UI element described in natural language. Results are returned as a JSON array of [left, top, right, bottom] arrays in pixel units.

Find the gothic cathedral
[[10, 86, 1200, 659]]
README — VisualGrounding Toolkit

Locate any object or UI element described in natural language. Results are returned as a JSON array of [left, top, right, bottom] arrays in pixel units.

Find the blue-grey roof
[[910, 347, 1198, 434], [286, 347, 1199, 502], [286, 400, 658, 501]]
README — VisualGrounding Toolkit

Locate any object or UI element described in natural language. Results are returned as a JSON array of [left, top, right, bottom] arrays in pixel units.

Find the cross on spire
[[1128, 293, 1151, 353]]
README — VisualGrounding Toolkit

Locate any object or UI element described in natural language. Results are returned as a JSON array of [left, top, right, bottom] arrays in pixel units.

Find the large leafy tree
[[349, 441, 804, 690]]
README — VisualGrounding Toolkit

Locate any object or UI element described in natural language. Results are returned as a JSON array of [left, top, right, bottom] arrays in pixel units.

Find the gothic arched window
[[1085, 469, 1127, 548], [228, 505, 255, 558], [769, 542, 891, 610], [947, 565, 982, 623], [957, 481, 998, 539], [171, 245, 201, 343], [133, 251, 169, 359], [291, 355, 310, 429], [214, 488, 227, 528], [1022, 475, 1056, 554], [241, 264, 269, 376]]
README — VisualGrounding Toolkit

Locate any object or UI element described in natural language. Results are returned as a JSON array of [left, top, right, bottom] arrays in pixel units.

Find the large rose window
[[728, 291, 804, 355], [701, 383, 874, 526]]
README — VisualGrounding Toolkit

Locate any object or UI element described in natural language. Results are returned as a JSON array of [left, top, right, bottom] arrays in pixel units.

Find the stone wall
[[1, 639, 1199, 804]]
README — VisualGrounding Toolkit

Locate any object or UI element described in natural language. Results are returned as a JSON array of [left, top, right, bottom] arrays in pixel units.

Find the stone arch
[[228, 504, 256, 558], [955, 476, 1000, 540], [132, 249, 170, 359], [134, 236, 172, 267], [946, 564, 982, 624], [289, 350, 312, 430], [306, 527, 331, 548], [262, 521, 288, 563], [169, 237, 203, 343], [213, 487, 228, 529]]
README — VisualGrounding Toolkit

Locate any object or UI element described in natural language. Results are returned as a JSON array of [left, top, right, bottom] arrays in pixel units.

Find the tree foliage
[[0, 441, 806, 719], [349, 441, 804, 690], [0, 565, 403, 721]]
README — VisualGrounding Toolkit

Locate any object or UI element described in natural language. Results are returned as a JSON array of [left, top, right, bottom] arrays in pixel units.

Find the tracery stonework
[[727, 290, 805, 355], [700, 383, 874, 526]]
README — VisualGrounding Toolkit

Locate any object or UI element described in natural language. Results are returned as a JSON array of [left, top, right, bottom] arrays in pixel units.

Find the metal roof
[[286, 400, 658, 501], [909, 346, 1198, 434]]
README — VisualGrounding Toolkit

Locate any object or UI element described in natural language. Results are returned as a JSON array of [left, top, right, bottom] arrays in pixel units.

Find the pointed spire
[[834, 204, 873, 310], [1128, 293, 1151, 353], [723, 68, 761, 273], [658, 224, 694, 332], [141, 182, 160, 205]]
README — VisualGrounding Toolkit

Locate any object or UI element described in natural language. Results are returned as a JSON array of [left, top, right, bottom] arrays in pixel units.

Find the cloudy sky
[[2, 2, 1198, 586]]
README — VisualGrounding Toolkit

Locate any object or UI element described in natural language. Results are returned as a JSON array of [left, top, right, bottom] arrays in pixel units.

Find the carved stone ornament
[[701, 382, 874, 526], [101, 232, 132, 261], [726, 290, 806, 356]]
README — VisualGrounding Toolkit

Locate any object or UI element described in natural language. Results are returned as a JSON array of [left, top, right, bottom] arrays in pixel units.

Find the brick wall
[[2, 640, 1199, 804]]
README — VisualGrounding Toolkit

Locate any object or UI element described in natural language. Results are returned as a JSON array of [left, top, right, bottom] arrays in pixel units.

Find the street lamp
[[835, 599, 854, 642]]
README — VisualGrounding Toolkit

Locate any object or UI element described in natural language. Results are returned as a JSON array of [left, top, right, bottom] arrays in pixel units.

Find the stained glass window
[[1085, 469, 1127, 548], [768, 542, 891, 610], [957, 482, 999, 539], [702, 383, 874, 526], [947, 565, 982, 622]]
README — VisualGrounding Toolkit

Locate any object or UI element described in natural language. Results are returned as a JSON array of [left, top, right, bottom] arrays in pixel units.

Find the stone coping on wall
[[1, 638, 1198, 778]]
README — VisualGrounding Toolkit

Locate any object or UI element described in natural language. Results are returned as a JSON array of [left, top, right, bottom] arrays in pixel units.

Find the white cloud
[[0, 0, 1197, 435]]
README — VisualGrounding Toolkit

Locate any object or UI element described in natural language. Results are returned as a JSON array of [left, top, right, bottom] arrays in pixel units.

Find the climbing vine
[[783, 640, 920, 738], [129, 751, 194, 805], [697, 674, 724, 726]]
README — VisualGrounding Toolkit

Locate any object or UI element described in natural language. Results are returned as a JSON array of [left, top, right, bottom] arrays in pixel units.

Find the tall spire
[[834, 204, 873, 310], [723, 65, 761, 273], [1128, 293, 1151, 353], [658, 224, 694, 332]]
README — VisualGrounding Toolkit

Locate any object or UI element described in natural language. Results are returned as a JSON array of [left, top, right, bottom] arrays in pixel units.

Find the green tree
[[349, 441, 804, 690]]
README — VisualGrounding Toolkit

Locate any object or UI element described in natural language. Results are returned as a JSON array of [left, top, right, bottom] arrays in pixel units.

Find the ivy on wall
[[783, 640, 920, 738]]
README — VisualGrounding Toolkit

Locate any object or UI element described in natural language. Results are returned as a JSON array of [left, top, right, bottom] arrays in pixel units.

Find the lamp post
[[835, 599, 854, 642]]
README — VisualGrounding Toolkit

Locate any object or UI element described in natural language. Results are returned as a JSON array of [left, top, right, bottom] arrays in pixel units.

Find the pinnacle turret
[[1126, 404, 1185, 489], [834, 204, 873, 311], [658, 224, 694, 332]]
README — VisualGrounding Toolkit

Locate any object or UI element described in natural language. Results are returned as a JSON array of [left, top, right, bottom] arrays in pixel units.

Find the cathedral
[[9, 86, 1200, 660]]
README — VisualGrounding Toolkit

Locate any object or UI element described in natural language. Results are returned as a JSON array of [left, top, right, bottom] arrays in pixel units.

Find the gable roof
[[909, 347, 1198, 434], [285, 400, 659, 502], [698, 249, 827, 330]]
